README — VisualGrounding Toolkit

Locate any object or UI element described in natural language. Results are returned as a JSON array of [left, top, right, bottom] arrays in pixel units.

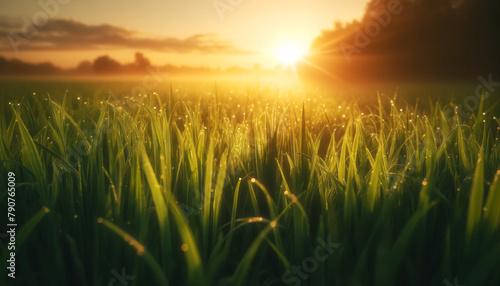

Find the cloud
[[0, 16, 250, 54]]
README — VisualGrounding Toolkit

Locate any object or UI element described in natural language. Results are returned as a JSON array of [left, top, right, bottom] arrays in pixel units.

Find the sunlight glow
[[276, 43, 306, 66]]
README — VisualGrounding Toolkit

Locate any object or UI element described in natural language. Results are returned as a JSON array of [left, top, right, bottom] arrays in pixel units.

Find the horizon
[[0, 0, 368, 69]]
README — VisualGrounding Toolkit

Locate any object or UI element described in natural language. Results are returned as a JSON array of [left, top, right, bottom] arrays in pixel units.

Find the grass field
[[1, 81, 500, 286]]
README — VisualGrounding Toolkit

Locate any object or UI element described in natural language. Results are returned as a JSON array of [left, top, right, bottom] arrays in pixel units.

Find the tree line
[[300, 0, 500, 83]]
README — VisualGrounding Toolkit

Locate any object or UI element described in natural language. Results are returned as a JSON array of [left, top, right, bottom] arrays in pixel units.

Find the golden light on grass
[[248, 217, 264, 223], [124, 234, 145, 256]]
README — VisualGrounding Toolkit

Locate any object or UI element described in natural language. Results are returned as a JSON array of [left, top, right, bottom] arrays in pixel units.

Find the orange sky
[[0, 0, 368, 69]]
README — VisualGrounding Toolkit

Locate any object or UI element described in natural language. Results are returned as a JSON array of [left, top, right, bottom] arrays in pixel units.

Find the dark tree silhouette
[[300, 0, 500, 83], [134, 52, 151, 69], [75, 61, 93, 74], [93, 55, 122, 74], [0, 57, 63, 75]]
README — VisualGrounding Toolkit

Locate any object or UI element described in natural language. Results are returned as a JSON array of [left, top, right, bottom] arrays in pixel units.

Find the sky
[[0, 0, 368, 69]]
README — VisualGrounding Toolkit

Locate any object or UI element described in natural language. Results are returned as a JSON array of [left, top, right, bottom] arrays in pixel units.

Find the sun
[[276, 43, 306, 66]]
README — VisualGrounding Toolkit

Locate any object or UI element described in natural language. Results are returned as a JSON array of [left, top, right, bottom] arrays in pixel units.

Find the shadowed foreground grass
[[1, 89, 500, 286]]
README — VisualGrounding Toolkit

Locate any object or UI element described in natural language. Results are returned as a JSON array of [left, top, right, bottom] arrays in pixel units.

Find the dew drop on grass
[[181, 244, 189, 252]]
